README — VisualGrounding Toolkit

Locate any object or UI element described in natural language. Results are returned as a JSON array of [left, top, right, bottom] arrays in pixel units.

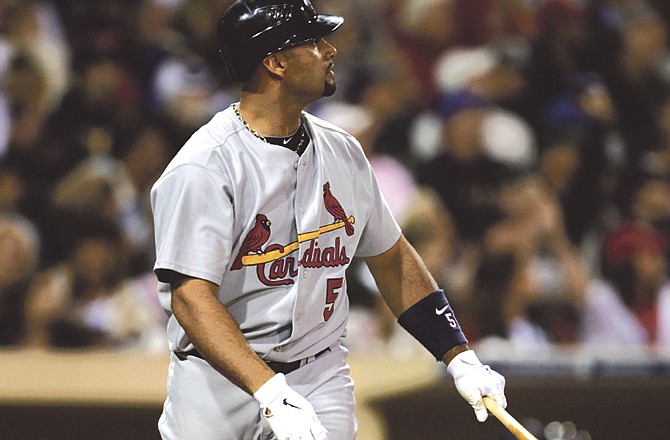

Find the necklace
[[232, 102, 310, 155], [232, 102, 266, 142]]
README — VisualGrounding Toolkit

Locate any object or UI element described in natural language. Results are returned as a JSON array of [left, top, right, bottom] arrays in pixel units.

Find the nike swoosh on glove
[[254, 373, 329, 440], [447, 350, 507, 422]]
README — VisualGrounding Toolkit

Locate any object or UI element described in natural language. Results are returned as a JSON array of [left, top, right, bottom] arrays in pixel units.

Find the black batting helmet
[[217, 0, 343, 81]]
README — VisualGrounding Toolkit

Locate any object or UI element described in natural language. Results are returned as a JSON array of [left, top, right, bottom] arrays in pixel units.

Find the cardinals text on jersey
[[232, 181, 355, 290]]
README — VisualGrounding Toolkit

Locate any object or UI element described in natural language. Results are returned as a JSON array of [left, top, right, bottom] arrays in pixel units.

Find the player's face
[[281, 38, 338, 99]]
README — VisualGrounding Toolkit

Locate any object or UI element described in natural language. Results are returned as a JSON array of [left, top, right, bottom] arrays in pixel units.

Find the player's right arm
[[167, 273, 274, 394], [166, 272, 328, 439]]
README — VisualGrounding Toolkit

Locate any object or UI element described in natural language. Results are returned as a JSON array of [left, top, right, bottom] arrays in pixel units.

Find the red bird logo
[[231, 214, 272, 270], [323, 182, 354, 236]]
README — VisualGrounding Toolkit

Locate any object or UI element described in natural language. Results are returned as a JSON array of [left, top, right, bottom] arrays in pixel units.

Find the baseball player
[[150, 1, 507, 439]]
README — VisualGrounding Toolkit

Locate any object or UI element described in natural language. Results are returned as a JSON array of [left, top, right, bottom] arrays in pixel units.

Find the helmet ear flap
[[217, 0, 343, 82]]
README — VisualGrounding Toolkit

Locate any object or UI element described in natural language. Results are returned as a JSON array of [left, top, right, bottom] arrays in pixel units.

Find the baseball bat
[[483, 396, 538, 440]]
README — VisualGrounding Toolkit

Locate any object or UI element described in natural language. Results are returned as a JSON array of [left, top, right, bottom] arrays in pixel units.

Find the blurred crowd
[[1, 0, 669, 356]]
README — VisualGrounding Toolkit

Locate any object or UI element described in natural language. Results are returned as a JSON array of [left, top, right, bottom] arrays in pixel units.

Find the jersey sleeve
[[151, 163, 234, 285]]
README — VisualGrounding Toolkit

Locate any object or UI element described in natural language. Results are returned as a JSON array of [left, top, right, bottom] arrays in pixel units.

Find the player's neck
[[237, 95, 304, 138]]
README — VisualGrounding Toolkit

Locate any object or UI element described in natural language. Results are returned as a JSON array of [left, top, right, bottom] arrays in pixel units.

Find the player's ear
[[262, 54, 286, 79]]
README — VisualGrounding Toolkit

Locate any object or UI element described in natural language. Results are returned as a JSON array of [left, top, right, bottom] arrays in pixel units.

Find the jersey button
[[294, 162, 299, 170]]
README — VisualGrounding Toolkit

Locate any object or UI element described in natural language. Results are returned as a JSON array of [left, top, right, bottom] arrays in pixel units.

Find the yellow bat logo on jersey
[[235, 215, 354, 287]]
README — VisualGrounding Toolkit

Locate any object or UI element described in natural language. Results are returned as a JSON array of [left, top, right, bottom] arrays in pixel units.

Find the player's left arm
[[364, 234, 507, 422]]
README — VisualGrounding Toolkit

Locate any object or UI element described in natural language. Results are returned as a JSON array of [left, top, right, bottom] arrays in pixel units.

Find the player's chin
[[322, 80, 337, 97]]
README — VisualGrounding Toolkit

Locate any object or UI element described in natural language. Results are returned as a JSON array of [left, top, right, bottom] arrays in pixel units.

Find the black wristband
[[397, 289, 468, 360]]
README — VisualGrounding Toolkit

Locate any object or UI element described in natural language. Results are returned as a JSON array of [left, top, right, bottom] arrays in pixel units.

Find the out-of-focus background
[[1, 0, 670, 439]]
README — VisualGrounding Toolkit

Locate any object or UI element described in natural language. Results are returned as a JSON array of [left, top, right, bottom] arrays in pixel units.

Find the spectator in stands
[[24, 221, 166, 351], [2, 51, 48, 155], [0, 1, 70, 115], [538, 72, 619, 246], [0, 214, 40, 346], [583, 224, 670, 347], [417, 90, 512, 246], [525, 0, 590, 130], [467, 173, 589, 345], [0, 161, 25, 215], [49, 121, 171, 272], [638, 92, 670, 180], [24, 222, 126, 348], [593, 0, 670, 167], [386, 0, 534, 102], [581, 176, 670, 348]]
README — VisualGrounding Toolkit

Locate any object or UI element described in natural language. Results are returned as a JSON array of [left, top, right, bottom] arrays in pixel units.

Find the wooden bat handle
[[483, 396, 538, 440]]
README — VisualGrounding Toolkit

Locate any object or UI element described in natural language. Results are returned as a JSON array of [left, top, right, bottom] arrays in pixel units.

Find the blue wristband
[[397, 289, 468, 360]]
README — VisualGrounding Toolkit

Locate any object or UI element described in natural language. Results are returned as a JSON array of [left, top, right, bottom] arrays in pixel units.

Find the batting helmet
[[217, 0, 343, 81]]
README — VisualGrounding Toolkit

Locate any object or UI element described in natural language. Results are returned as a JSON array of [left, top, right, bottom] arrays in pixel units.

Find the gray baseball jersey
[[151, 104, 401, 362]]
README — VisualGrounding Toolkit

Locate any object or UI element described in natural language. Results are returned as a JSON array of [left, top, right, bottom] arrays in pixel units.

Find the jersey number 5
[[323, 278, 343, 321]]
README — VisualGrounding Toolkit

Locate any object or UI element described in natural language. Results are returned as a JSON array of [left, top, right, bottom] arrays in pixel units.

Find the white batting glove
[[447, 350, 507, 422], [253, 373, 328, 440]]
